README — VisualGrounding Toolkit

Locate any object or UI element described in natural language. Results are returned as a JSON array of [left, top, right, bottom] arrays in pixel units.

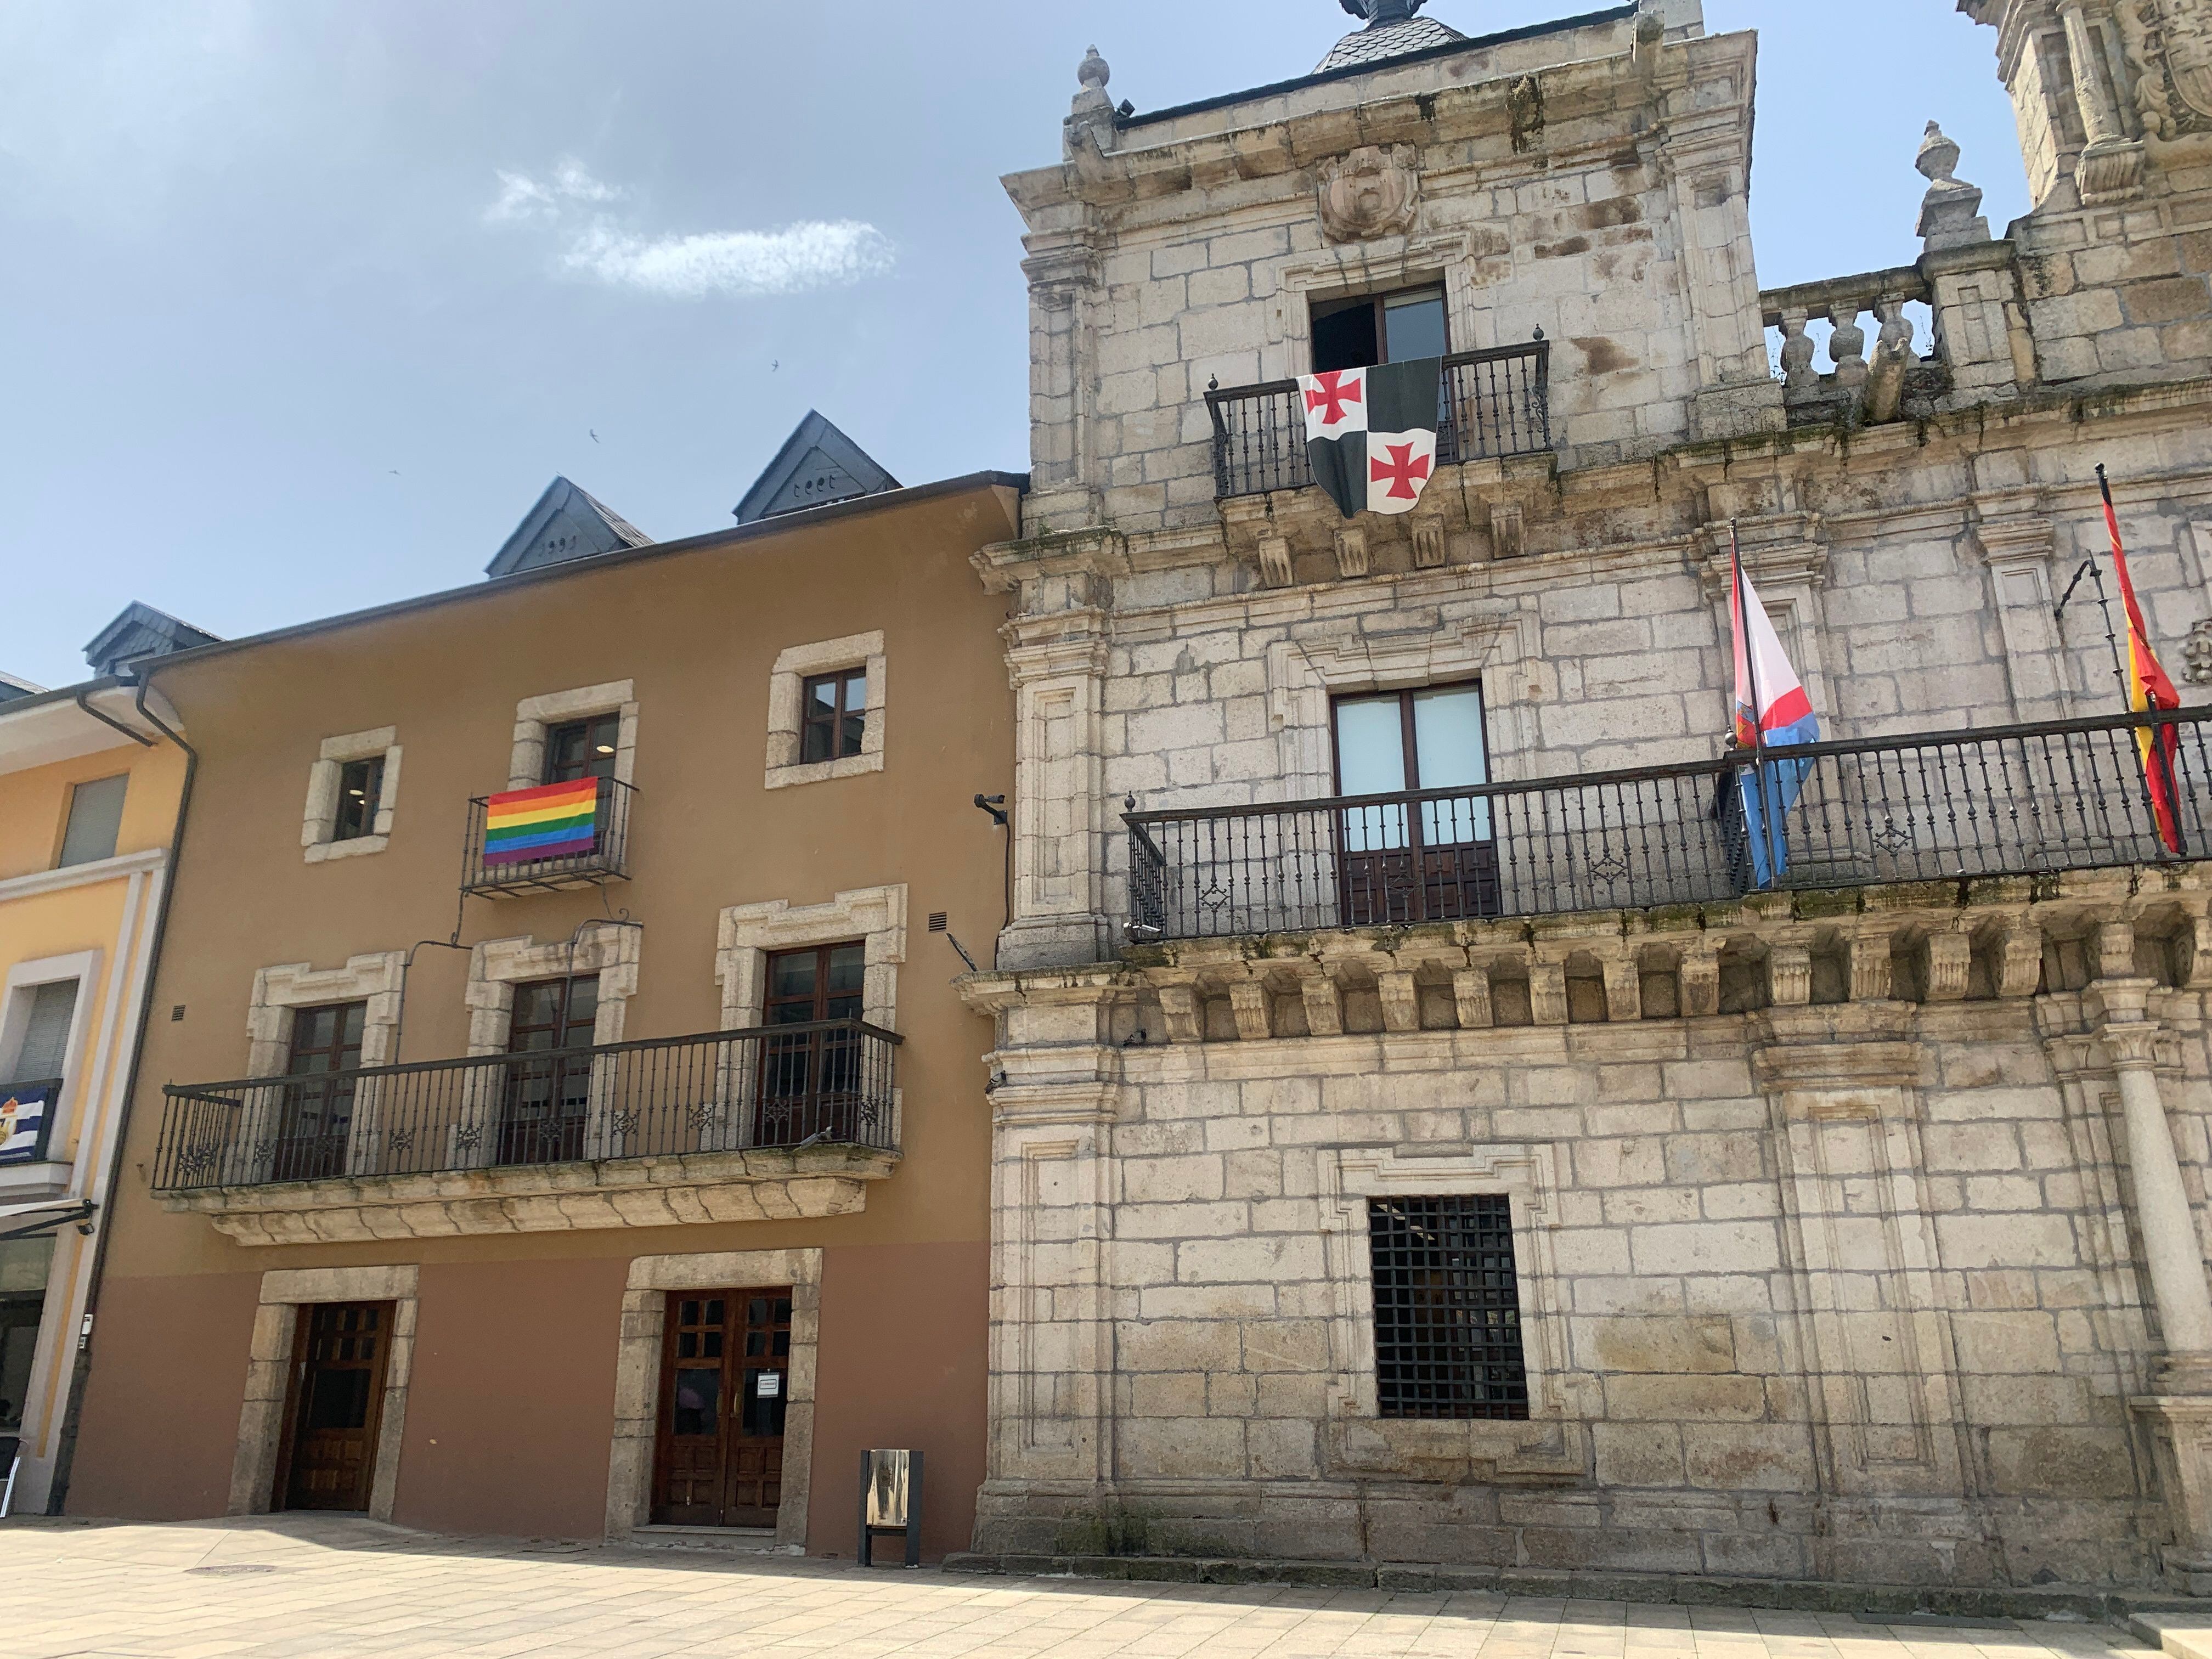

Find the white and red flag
[[1728, 530, 1820, 888], [1299, 359, 1442, 519]]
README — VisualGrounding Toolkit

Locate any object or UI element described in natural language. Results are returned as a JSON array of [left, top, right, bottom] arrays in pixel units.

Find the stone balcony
[[151, 1020, 902, 1244]]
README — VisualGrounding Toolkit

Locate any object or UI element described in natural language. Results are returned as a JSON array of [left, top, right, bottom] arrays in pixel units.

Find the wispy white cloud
[[562, 219, 895, 299], [483, 157, 622, 223], [484, 161, 894, 299]]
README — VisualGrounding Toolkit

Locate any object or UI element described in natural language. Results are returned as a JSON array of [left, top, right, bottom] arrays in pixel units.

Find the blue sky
[[0, 2, 2024, 692]]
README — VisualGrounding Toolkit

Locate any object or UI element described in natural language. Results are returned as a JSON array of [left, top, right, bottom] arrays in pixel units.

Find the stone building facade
[[961, 0, 2212, 1592]]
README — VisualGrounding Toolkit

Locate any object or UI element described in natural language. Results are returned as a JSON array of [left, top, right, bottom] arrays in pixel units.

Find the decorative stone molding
[[1318, 1143, 1579, 1479], [466, 926, 639, 1056], [608, 1249, 823, 1549], [227, 1266, 417, 1523], [509, 680, 637, 792], [245, 952, 405, 1082], [161, 1143, 896, 1245], [715, 885, 905, 1032], [1331, 526, 1368, 580], [301, 726, 402, 864], [1316, 144, 1421, 244], [1266, 610, 1542, 795], [764, 631, 888, 791], [2185, 618, 2212, 686]]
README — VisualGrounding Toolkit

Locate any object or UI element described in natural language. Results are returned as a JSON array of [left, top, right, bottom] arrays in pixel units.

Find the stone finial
[[1915, 121, 1991, 250], [1066, 45, 1118, 157]]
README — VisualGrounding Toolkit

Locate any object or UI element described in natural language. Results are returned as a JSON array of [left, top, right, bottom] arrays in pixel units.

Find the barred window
[[1368, 1194, 1529, 1420]]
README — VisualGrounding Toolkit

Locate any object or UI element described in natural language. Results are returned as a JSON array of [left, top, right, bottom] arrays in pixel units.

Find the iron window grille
[[1368, 1194, 1530, 1421]]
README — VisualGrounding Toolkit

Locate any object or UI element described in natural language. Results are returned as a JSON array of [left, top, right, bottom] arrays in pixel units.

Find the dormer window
[[1312, 284, 1448, 374]]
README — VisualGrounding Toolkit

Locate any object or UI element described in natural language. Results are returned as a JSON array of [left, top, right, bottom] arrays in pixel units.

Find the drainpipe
[[43, 666, 199, 1514]]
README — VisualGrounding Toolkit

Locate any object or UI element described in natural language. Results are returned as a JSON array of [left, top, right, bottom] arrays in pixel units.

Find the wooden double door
[[276, 1301, 393, 1512], [651, 1289, 792, 1528]]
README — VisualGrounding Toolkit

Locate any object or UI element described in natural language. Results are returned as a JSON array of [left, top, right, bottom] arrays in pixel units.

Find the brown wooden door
[[651, 1289, 793, 1528], [277, 1301, 393, 1512]]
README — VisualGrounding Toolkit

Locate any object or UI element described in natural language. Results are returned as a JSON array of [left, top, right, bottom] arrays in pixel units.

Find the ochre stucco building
[[63, 455, 1023, 1558]]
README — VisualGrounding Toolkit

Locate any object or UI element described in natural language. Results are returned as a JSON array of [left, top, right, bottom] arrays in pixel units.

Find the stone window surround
[[1319, 1143, 1568, 1458], [508, 681, 639, 792], [301, 726, 403, 864], [466, 926, 640, 1056], [227, 1265, 418, 1523], [606, 1248, 822, 1549], [245, 953, 408, 1080], [715, 885, 905, 1035], [0, 950, 100, 1152], [1266, 609, 1543, 797], [764, 631, 887, 790], [1277, 231, 1490, 380]]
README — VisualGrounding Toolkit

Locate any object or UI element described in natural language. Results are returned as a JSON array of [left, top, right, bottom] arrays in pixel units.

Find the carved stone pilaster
[[1768, 945, 1813, 1008], [1302, 977, 1345, 1039], [1529, 962, 1568, 1026], [1927, 933, 1973, 1002], [1376, 971, 1420, 1034], [1229, 981, 1272, 1042], [1453, 967, 1493, 1030], [1848, 930, 1895, 1003]]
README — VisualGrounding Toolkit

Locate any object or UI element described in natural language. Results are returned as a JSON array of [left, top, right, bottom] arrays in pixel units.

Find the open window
[[1331, 683, 1498, 924], [1311, 284, 1448, 375]]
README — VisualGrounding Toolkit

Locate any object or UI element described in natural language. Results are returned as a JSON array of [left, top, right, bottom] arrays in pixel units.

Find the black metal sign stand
[[858, 1448, 923, 1568]]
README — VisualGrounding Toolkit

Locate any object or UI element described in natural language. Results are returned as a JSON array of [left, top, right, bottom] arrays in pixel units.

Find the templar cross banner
[[1299, 357, 1443, 519]]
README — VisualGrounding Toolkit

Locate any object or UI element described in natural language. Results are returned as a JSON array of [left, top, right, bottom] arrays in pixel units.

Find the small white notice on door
[[758, 1373, 781, 1398]]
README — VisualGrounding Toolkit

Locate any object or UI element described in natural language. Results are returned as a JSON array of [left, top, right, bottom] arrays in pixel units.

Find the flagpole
[[2091, 465, 2132, 713], [1730, 521, 1781, 887], [2099, 463, 2189, 857]]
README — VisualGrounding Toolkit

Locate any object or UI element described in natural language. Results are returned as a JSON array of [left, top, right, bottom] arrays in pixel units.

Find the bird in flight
[[589, 429, 600, 443], [771, 360, 780, 373]]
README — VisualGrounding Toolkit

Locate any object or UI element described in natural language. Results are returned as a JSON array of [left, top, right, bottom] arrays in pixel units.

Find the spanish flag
[[2100, 465, 2187, 855]]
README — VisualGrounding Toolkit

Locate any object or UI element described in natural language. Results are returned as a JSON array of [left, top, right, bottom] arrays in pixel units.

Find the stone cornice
[[1001, 29, 1753, 223], [161, 1146, 899, 1245]]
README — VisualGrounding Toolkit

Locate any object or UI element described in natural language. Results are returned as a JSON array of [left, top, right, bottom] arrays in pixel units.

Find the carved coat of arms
[[1316, 145, 1420, 242], [2130, 0, 2212, 135]]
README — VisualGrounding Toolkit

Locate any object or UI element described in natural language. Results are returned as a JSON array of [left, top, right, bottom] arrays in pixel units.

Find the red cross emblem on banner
[[1370, 442, 1432, 501], [1304, 371, 1363, 427]]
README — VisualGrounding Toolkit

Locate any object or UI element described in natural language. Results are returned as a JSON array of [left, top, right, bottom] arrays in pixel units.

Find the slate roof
[[0, 670, 46, 704], [82, 602, 223, 678], [733, 411, 900, 525], [1314, 14, 1468, 73], [484, 476, 654, 578]]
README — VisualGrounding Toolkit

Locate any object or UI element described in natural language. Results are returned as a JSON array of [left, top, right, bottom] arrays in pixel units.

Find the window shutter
[[58, 775, 128, 867], [14, 980, 79, 1081]]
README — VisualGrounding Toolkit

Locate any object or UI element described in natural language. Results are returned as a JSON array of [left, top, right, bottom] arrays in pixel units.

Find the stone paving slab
[[0, 1516, 2161, 1659]]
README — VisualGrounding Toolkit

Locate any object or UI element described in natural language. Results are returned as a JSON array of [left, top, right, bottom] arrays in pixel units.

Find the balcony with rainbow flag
[[461, 775, 636, 898]]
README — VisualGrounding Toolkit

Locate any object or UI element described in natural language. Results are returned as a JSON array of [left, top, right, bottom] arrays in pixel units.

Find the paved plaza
[[0, 1515, 2181, 1659]]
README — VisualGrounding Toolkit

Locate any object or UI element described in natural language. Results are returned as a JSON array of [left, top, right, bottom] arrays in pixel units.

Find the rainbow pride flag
[[483, 778, 600, 866]]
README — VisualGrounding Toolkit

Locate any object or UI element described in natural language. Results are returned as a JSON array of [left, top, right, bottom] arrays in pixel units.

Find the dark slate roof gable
[[83, 602, 223, 678], [1315, 14, 1467, 71], [484, 476, 654, 578], [0, 669, 45, 704], [733, 411, 900, 525]]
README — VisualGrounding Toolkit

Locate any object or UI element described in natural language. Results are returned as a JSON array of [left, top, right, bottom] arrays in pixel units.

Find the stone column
[[2059, 2, 2146, 202], [2097, 1017, 2212, 1373]]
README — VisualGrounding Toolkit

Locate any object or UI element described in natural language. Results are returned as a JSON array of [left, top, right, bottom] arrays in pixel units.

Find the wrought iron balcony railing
[[0, 1077, 61, 1168], [151, 1020, 900, 1193], [1126, 710, 2212, 943], [461, 775, 635, 897], [1207, 338, 1552, 501]]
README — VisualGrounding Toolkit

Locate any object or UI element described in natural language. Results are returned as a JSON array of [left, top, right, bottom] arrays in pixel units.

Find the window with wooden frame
[[499, 975, 600, 1166], [544, 714, 622, 785], [1311, 284, 1449, 375], [275, 1001, 366, 1182], [1330, 682, 1497, 923], [1368, 1193, 1529, 1421], [756, 942, 865, 1147], [799, 669, 868, 764], [332, 757, 385, 843]]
